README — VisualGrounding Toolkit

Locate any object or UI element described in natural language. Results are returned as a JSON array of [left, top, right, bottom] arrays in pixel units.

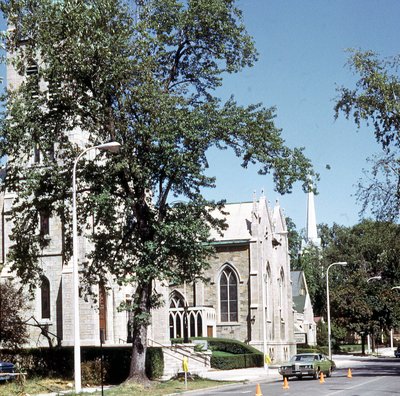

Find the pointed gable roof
[[272, 200, 287, 234], [209, 201, 253, 241]]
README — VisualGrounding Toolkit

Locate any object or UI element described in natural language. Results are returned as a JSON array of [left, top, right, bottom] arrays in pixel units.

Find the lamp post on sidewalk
[[326, 262, 347, 361], [73, 141, 121, 394], [389, 286, 400, 352], [365, 276, 382, 354]]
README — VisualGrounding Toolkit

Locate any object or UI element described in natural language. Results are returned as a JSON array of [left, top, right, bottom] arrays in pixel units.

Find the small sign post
[[182, 356, 189, 389]]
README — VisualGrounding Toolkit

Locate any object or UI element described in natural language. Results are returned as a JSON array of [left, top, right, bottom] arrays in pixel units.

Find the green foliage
[[297, 346, 329, 355], [316, 321, 328, 347], [0, 346, 162, 383], [296, 244, 325, 316], [145, 347, 164, 380], [0, 280, 29, 349], [174, 337, 263, 369], [317, 220, 400, 341], [338, 344, 362, 353], [335, 49, 400, 221], [207, 338, 262, 355], [81, 358, 107, 386], [0, 0, 314, 378], [285, 216, 302, 262], [210, 353, 263, 370], [207, 338, 263, 369], [0, 347, 74, 378]]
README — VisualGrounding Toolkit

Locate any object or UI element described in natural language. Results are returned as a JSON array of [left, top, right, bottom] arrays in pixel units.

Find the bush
[[0, 346, 164, 383], [81, 358, 106, 385], [207, 338, 262, 355], [210, 353, 263, 369], [145, 347, 164, 379], [170, 337, 263, 370], [297, 346, 329, 355], [204, 337, 263, 370]]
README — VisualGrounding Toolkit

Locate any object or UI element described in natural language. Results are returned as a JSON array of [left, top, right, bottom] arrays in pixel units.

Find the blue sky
[[204, 0, 400, 230]]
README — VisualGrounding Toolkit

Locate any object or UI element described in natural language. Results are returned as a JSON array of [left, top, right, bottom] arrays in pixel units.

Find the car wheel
[[326, 367, 332, 378], [313, 369, 320, 380]]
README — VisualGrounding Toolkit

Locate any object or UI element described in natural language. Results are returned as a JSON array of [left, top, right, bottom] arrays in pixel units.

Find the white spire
[[305, 188, 321, 248]]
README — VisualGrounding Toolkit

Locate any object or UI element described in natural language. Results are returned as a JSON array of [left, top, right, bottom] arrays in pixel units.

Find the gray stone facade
[[168, 197, 297, 363]]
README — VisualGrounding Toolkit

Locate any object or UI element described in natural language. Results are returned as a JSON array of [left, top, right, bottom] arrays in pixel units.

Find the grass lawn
[[0, 376, 233, 395]]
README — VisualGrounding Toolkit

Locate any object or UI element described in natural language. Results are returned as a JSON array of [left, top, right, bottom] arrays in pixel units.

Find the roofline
[[208, 239, 251, 246]]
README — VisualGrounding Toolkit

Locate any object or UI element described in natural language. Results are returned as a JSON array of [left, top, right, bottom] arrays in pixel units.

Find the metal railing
[[148, 338, 211, 368]]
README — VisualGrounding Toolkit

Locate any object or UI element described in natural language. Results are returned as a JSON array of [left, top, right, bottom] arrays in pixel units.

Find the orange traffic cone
[[255, 383, 263, 396], [283, 376, 289, 389], [319, 372, 325, 383], [347, 368, 352, 378]]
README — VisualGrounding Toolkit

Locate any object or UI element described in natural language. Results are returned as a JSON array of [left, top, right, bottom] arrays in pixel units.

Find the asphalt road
[[188, 355, 400, 395]]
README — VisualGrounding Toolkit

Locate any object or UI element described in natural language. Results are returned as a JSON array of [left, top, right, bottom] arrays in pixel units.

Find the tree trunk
[[128, 321, 149, 383], [361, 334, 366, 355], [127, 281, 152, 384]]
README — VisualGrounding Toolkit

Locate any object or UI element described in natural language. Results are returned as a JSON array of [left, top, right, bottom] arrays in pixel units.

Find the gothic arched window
[[169, 291, 186, 339], [279, 267, 285, 316], [41, 276, 50, 319], [265, 264, 272, 320], [220, 266, 238, 322]]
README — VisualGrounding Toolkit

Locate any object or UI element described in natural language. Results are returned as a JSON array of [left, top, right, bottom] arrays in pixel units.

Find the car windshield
[[290, 355, 317, 362]]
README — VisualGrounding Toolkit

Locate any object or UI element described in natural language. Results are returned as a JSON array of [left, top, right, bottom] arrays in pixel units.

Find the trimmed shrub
[[207, 338, 262, 355], [211, 352, 263, 369], [145, 347, 164, 379], [170, 337, 263, 369], [194, 337, 263, 369]]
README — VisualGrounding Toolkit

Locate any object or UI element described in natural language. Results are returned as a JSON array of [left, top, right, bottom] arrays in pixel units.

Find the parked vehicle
[[279, 353, 335, 380], [394, 347, 400, 358], [0, 361, 15, 381]]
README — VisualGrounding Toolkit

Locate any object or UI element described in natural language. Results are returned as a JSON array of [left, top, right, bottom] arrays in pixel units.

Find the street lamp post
[[73, 141, 121, 394], [326, 262, 347, 361], [390, 286, 400, 351], [365, 275, 382, 354]]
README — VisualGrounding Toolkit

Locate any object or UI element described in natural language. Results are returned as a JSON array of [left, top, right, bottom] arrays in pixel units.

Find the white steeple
[[304, 188, 321, 248]]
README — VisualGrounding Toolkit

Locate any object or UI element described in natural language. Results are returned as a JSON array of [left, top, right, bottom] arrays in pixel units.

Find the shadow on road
[[335, 358, 400, 377]]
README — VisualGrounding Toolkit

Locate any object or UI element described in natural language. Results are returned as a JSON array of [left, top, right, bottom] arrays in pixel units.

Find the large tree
[[319, 220, 400, 352], [335, 49, 400, 221], [0, 0, 314, 381]]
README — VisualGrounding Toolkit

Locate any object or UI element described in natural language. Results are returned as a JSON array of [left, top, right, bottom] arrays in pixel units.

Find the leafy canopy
[[319, 220, 400, 338], [1, 0, 314, 294], [335, 50, 400, 221], [0, 280, 29, 349]]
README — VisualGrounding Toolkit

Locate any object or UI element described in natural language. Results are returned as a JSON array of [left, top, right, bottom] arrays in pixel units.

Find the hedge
[[297, 346, 329, 356], [0, 346, 163, 383], [172, 337, 263, 370], [210, 353, 263, 369]]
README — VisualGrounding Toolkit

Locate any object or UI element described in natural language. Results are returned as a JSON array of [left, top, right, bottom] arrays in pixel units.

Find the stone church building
[[1, 182, 297, 363], [0, 38, 317, 364]]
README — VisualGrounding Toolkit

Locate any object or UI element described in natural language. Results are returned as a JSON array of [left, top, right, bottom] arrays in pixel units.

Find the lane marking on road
[[327, 376, 384, 395]]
